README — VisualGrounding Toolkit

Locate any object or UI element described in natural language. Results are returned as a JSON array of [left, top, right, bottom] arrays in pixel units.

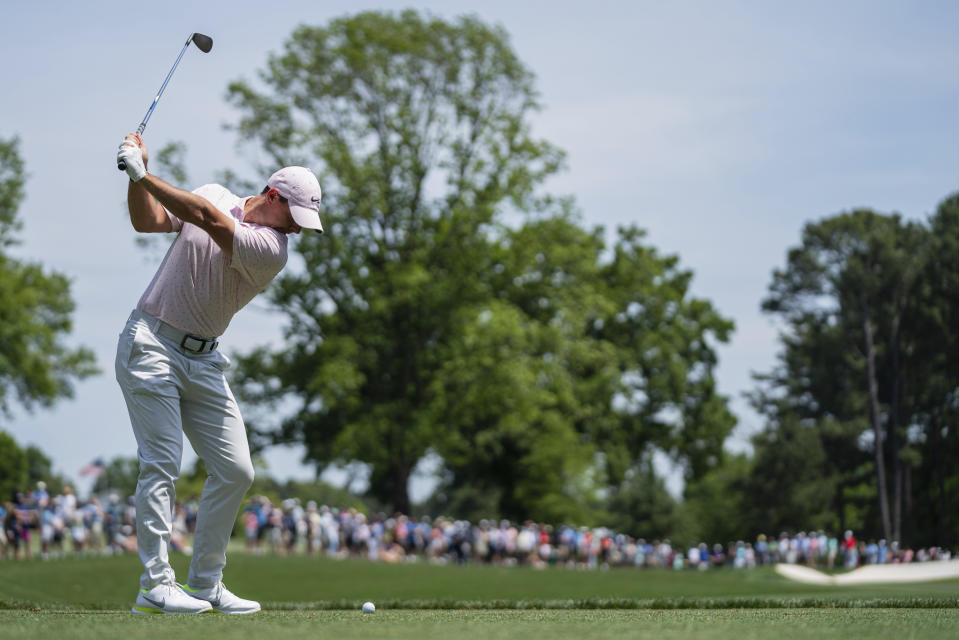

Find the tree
[[676, 453, 750, 546], [909, 194, 959, 547], [23, 445, 69, 495], [0, 136, 97, 418], [760, 209, 925, 542], [744, 414, 857, 534], [0, 432, 69, 500], [91, 456, 141, 499], [428, 296, 602, 523], [431, 215, 735, 522], [226, 11, 563, 513], [589, 226, 736, 486], [226, 11, 735, 518], [0, 429, 28, 500], [605, 458, 679, 542], [746, 311, 874, 536]]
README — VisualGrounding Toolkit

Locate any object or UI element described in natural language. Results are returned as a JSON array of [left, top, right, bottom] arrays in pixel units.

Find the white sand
[[775, 559, 959, 585]]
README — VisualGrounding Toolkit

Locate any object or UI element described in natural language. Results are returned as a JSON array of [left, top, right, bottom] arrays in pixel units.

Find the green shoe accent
[[176, 582, 217, 612], [132, 605, 162, 614]]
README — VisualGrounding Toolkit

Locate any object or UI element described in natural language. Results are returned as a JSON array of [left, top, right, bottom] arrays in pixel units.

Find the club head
[[191, 33, 213, 53]]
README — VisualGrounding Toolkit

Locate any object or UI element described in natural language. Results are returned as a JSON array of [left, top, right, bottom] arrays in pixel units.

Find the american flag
[[79, 457, 106, 477]]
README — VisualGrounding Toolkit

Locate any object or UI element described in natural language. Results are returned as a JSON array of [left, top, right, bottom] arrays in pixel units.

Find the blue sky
[[3, 1, 958, 498]]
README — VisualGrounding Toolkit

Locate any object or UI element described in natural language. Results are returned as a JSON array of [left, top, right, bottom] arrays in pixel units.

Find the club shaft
[[137, 37, 193, 132], [119, 35, 194, 170]]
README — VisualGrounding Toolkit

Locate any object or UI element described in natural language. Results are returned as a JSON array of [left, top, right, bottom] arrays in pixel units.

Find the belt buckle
[[181, 334, 215, 353]]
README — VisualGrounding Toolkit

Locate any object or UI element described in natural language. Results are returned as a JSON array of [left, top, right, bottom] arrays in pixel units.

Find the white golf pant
[[115, 310, 254, 590]]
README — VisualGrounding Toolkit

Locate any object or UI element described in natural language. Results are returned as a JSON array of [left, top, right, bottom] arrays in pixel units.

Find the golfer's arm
[[127, 180, 172, 233], [137, 174, 235, 258]]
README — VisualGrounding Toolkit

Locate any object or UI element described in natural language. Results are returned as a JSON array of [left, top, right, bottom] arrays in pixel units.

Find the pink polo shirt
[[136, 184, 288, 338]]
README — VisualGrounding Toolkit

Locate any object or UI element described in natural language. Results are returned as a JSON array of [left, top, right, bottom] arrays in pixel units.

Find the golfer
[[115, 134, 323, 614]]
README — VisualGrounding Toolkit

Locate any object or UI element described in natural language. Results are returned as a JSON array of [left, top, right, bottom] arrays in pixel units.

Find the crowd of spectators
[[1, 482, 140, 560], [239, 495, 951, 571], [3, 483, 953, 572]]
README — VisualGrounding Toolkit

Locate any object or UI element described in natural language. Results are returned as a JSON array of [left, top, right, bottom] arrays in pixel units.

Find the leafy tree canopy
[[226, 11, 734, 520], [0, 136, 97, 419]]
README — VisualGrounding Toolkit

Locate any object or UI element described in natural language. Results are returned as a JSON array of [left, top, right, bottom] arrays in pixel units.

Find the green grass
[[2, 552, 957, 610], [2, 609, 959, 640], [2, 553, 958, 638]]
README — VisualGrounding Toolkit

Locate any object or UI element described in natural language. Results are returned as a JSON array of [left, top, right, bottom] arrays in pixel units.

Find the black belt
[[147, 314, 219, 354]]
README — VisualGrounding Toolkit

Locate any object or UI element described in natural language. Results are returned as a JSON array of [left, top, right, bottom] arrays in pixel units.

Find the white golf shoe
[[179, 582, 261, 614], [132, 583, 214, 614]]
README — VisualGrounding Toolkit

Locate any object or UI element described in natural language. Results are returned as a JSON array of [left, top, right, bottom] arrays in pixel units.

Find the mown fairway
[[2, 552, 958, 608], [2, 609, 959, 640], [2, 553, 958, 639]]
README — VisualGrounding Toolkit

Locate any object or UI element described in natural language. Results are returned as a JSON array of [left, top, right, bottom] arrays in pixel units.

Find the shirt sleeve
[[165, 210, 184, 232], [231, 224, 288, 287]]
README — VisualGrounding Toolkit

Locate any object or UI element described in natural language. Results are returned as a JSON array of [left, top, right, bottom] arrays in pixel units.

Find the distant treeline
[[702, 201, 959, 549]]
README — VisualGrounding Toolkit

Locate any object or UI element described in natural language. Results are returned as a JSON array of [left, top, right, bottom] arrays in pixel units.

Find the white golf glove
[[117, 139, 147, 182]]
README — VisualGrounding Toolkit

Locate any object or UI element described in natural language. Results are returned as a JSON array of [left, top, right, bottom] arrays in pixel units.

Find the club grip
[[118, 160, 127, 171]]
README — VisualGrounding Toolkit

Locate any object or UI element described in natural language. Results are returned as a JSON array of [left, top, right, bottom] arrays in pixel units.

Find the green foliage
[[677, 453, 750, 545], [250, 477, 369, 512], [429, 295, 604, 523], [0, 429, 27, 499], [226, 10, 567, 514], [91, 456, 140, 499], [85, 455, 367, 515], [152, 141, 189, 185], [605, 459, 679, 541], [589, 225, 736, 484], [758, 210, 914, 541], [226, 11, 734, 520], [430, 215, 735, 523], [755, 205, 959, 547], [22, 445, 69, 495], [908, 193, 959, 546], [741, 416, 842, 534], [0, 137, 25, 248], [0, 136, 98, 418], [0, 433, 69, 499], [23, 445, 52, 485]]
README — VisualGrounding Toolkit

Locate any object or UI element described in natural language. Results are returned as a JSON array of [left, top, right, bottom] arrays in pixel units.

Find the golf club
[[118, 32, 213, 170]]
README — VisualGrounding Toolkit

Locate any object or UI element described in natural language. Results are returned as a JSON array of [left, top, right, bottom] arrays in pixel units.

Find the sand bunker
[[775, 560, 959, 585]]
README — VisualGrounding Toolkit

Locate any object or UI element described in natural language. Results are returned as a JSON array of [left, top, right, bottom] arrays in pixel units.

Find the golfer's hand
[[117, 134, 148, 182], [126, 134, 149, 166]]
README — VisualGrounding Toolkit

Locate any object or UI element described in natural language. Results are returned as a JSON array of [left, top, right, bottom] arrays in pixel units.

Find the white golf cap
[[267, 166, 324, 233]]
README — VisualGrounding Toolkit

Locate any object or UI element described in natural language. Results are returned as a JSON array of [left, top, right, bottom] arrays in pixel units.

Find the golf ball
[[362, 602, 375, 614]]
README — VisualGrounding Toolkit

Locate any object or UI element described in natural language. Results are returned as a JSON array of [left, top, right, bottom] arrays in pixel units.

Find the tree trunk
[[837, 482, 847, 536], [862, 306, 892, 541], [934, 418, 947, 547], [391, 464, 411, 514], [890, 314, 902, 543], [903, 463, 912, 541]]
